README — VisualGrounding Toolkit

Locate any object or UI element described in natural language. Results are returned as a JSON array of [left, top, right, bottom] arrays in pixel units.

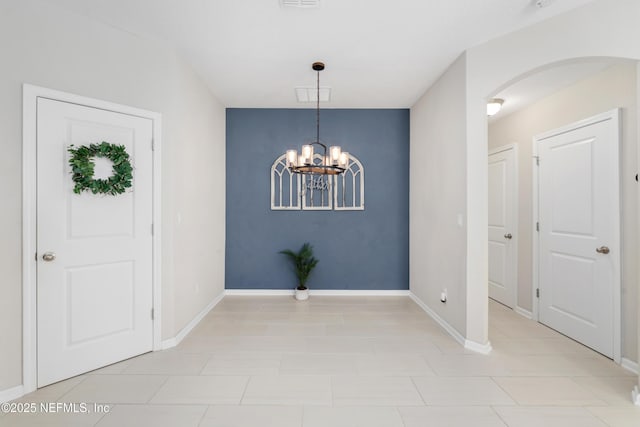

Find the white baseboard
[[621, 358, 639, 375], [464, 339, 493, 355], [514, 306, 533, 320], [633, 386, 640, 406], [225, 289, 294, 296], [409, 292, 491, 355], [161, 290, 225, 350], [0, 385, 24, 404], [225, 289, 410, 297], [408, 292, 466, 347]]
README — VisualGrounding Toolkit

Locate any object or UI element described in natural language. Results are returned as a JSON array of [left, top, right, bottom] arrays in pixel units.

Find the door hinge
[[151, 223, 154, 235], [151, 308, 154, 320], [536, 288, 540, 298], [35, 252, 38, 261], [151, 139, 155, 151], [535, 156, 540, 166], [536, 222, 539, 232]]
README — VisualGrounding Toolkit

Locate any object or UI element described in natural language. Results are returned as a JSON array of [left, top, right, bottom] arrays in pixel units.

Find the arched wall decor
[[270, 153, 301, 210], [270, 152, 365, 211], [334, 155, 364, 210]]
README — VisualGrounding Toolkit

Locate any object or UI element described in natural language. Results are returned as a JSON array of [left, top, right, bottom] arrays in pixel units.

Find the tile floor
[[3, 296, 640, 426]]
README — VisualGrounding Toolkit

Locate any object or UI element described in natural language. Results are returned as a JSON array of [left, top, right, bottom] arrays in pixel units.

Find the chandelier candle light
[[286, 62, 349, 175]]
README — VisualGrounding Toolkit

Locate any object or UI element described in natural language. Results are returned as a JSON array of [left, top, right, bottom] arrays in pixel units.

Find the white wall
[[0, 1, 225, 392], [489, 63, 638, 362], [410, 53, 470, 338]]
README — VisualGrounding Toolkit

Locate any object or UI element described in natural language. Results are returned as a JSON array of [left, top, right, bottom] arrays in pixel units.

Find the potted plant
[[279, 242, 319, 301]]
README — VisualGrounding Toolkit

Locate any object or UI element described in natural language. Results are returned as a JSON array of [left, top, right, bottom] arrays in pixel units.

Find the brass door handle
[[596, 246, 610, 254]]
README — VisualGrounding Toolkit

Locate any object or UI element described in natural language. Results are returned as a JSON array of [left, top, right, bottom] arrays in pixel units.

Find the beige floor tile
[[88, 359, 135, 375], [201, 405, 303, 427], [567, 355, 637, 377], [325, 323, 432, 337], [264, 323, 326, 336], [494, 406, 609, 427], [494, 377, 606, 406], [122, 351, 211, 375], [423, 353, 511, 377], [207, 351, 284, 361], [412, 377, 515, 406], [95, 404, 206, 427], [13, 296, 636, 426], [331, 376, 424, 406], [241, 375, 332, 405], [372, 336, 442, 354], [149, 376, 249, 404], [280, 353, 357, 375], [587, 406, 640, 427], [285, 313, 344, 324], [355, 353, 435, 376], [59, 375, 168, 404], [303, 337, 376, 353], [234, 336, 309, 353], [572, 376, 639, 405], [491, 337, 595, 357], [303, 406, 404, 427], [491, 319, 559, 339], [399, 406, 508, 427], [0, 410, 105, 427], [13, 376, 86, 403], [502, 355, 587, 376], [341, 313, 428, 325], [200, 358, 280, 376], [175, 336, 241, 353]]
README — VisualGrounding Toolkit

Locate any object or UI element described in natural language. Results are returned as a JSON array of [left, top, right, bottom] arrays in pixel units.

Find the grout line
[[237, 376, 252, 405], [409, 376, 428, 406], [144, 375, 171, 404], [488, 405, 510, 427]]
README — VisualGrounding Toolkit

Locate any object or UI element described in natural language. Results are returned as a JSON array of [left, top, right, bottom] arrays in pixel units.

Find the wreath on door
[[68, 142, 133, 195]]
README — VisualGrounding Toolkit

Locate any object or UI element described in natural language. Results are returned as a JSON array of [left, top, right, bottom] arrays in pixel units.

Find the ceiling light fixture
[[286, 62, 348, 175], [487, 98, 504, 116]]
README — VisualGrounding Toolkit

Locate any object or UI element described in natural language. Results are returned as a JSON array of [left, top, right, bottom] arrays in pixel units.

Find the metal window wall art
[[271, 153, 364, 211]]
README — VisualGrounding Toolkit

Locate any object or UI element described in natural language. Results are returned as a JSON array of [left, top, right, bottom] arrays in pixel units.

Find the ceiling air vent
[[280, 0, 320, 9]]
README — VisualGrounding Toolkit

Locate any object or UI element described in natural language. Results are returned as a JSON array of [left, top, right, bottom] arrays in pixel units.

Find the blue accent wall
[[225, 109, 409, 290]]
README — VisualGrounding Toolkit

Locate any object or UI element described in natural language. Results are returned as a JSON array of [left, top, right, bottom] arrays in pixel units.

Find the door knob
[[42, 252, 56, 262], [596, 246, 610, 254], [504, 233, 513, 240]]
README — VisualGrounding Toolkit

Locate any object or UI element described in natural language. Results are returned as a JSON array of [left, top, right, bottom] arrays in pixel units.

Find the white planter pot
[[295, 288, 309, 301]]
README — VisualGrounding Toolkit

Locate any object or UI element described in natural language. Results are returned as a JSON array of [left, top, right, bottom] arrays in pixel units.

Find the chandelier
[[286, 62, 348, 175]]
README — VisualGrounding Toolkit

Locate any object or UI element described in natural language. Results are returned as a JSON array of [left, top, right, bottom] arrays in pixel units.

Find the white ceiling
[[43, 0, 597, 108]]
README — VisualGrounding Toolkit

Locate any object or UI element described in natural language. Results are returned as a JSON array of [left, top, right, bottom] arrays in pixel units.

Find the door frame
[[22, 84, 163, 393], [488, 143, 519, 310], [532, 108, 621, 363]]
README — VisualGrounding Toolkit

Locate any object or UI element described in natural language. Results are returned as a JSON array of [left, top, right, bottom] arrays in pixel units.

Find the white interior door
[[37, 98, 154, 387], [488, 146, 517, 308], [537, 111, 620, 359]]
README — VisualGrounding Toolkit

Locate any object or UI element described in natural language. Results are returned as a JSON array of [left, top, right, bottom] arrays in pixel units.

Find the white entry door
[[488, 146, 517, 308], [37, 98, 154, 387], [537, 110, 620, 359]]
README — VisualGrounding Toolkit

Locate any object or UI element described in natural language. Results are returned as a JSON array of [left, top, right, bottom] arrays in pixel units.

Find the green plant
[[68, 142, 133, 195], [279, 242, 319, 290]]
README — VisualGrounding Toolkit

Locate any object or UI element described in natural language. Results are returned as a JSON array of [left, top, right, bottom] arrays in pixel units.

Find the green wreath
[[68, 142, 133, 195]]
